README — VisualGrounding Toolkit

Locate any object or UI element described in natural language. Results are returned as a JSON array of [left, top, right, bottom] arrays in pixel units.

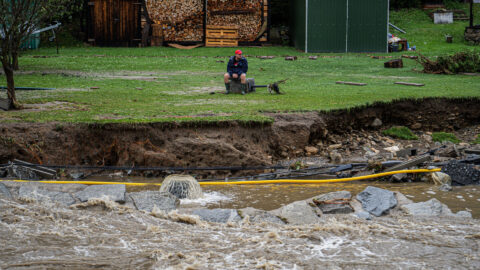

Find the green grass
[[0, 7, 479, 124], [432, 132, 461, 143], [382, 126, 418, 140], [472, 135, 480, 144]]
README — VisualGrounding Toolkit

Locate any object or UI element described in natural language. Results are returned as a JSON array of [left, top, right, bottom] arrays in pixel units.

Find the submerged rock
[[312, 191, 353, 214], [0, 183, 12, 199], [356, 186, 397, 217], [355, 211, 372, 220], [75, 184, 126, 203], [239, 207, 285, 224], [401, 198, 453, 217], [192, 209, 241, 223], [128, 191, 179, 212], [18, 185, 75, 206]]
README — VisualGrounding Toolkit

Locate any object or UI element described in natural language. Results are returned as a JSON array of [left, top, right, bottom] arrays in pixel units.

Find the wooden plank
[[394, 82, 425, 87], [384, 155, 431, 172], [206, 25, 239, 30], [206, 28, 238, 39], [336, 81, 367, 86], [206, 38, 238, 47]]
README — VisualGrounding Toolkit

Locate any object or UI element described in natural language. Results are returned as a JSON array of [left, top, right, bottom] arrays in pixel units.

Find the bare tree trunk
[[13, 51, 19, 70], [1, 60, 21, 109]]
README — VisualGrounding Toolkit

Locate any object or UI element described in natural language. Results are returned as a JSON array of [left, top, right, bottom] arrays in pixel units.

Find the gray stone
[[437, 184, 453, 192], [7, 165, 38, 180], [355, 211, 372, 220], [436, 145, 460, 158], [391, 173, 407, 182], [401, 198, 453, 216], [441, 161, 480, 186], [128, 191, 179, 212], [18, 186, 76, 206], [356, 186, 397, 217], [456, 211, 472, 218], [313, 191, 353, 214], [75, 184, 126, 203], [239, 207, 285, 224], [69, 172, 85, 180], [192, 209, 241, 223], [371, 118, 382, 128], [270, 200, 320, 225], [0, 183, 12, 199]]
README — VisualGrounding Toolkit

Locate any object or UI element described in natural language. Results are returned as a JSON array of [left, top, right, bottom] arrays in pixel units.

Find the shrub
[[417, 51, 480, 74], [390, 0, 421, 10], [472, 135, 480, 145], [382, 126, 418, 140], [432, 132, 460, 143]]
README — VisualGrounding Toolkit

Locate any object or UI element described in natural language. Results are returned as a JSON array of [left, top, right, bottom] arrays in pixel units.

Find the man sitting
[[224, 49, 248, 94]]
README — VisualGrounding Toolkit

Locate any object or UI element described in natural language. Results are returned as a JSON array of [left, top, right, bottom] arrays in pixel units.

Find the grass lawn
[[0, 7, 479, 124]]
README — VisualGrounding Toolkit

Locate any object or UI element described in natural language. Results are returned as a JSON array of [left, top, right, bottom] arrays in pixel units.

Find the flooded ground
[[1, 179, 480, 269]]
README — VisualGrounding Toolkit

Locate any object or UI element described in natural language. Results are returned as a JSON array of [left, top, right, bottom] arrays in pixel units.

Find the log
[[394, 82, 425, 87], [336, 81, 367, 86], [384, 59, 403, 68]]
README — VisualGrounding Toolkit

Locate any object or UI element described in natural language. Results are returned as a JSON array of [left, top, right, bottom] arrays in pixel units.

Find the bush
[[418, 51, 480, 74], [390, 0, 421, 10], [382, 126, 418, 140], [432, 132, 460, 143]]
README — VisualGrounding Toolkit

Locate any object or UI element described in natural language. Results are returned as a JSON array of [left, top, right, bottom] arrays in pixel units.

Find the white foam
[[180, 191, 232, 206], [310, 236, 345, 257], [74, 246, 94, 257], [426, 191, 436, 195]]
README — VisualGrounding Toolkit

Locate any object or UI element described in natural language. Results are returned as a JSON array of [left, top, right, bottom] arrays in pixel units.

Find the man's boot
[[241, 83, 246, 95], [225, 83, 231, 94]]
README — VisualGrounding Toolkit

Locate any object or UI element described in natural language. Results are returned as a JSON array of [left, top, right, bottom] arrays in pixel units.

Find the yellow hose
[[1, 168, 441, 186]]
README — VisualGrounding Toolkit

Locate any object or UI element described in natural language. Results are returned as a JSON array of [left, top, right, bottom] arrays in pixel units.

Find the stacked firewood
[[145, 0, 264, 42], [207, 0, 263, 41], [146, 0, 204, 41]]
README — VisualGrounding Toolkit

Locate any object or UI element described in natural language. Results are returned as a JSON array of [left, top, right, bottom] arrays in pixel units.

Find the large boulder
[[441, 161, 480, 186], [18, 185, 76, 206], [400, 198, 453, 217], [128, 191, 179, 212], [270, 200, 320, 225], [192, 209, 241, 223], [75, 184, 126, 203], [356, 186, 397, 217], [312, 191, 353, 214]]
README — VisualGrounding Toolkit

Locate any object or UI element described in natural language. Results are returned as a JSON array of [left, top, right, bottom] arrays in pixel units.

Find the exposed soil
[[1, 97, 479, 179]]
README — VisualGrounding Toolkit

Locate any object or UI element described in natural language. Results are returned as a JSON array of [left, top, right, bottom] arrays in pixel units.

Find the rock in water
[[159, 174, 203, 199], [356, 186, 397, 217]]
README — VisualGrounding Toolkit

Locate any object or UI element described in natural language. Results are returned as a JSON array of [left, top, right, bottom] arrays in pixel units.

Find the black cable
[[8, 162, 286, 172]]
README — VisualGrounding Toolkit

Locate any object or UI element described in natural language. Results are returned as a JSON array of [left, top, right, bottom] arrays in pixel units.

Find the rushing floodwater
[[1, 179, 480, 269]]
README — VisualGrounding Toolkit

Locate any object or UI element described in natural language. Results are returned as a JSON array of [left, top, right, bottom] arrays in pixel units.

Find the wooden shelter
[[86, 0, 142, 46]]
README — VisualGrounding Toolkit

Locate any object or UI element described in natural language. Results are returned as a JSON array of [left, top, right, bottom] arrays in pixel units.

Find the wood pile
[[145, 0, 268, 43], [207, 0, 263, 42], [146, 0, 204, 41]]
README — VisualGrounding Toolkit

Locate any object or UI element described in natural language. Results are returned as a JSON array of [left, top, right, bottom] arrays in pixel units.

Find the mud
[[0, 98, 480, 180]]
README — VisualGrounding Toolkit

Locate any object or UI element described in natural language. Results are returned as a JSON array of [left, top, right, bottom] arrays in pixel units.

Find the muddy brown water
[[2, 98, 480, 269], [1, 180, 480, 269]]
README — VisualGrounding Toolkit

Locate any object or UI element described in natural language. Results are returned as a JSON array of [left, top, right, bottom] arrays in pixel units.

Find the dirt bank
[[1, 98, 479, 178]]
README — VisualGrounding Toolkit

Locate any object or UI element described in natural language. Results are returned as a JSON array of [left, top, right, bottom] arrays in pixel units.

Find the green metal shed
[[291, 0, 389, 53]]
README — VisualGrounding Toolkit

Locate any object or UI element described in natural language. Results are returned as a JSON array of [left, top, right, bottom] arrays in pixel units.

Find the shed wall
[[291, 0, 388, 53]]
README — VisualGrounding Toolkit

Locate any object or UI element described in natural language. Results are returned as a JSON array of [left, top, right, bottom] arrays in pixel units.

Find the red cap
[[235, 50, 242, 55]]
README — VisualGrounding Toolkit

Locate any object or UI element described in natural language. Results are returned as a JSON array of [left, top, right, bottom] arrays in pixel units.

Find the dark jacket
[[227, 56, 248, 76]]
